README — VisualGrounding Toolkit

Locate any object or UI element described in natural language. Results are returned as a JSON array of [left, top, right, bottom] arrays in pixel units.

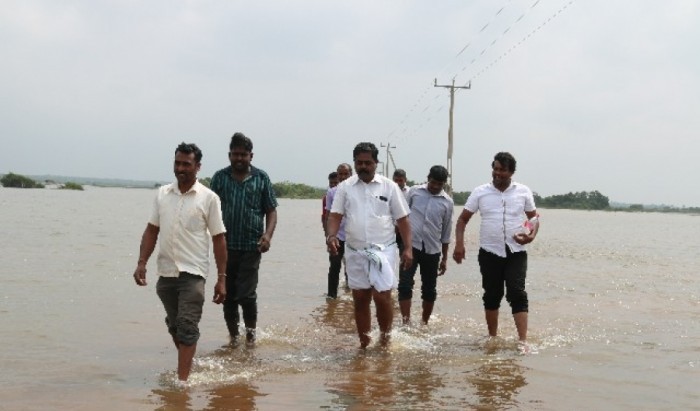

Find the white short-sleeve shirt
[[331, 174, 409, 250], [149, 181, 226, 278], [464, 181, 536, 257]]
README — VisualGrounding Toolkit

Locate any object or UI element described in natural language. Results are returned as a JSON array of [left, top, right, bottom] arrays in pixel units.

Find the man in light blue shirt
[[323, 163, 352, 299], [398, 165, 454, 325]]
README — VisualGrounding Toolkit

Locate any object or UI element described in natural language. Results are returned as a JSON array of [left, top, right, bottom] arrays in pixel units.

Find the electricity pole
[[434, 78, 470, 196], [380, 142, 396, 177]]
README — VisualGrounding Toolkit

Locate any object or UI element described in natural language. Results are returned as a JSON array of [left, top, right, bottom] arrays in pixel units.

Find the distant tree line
[[200, 179, 325, 198], [3, 171, 698, 214], [272, 181, 326, 199], [534, 190, 610, 210]]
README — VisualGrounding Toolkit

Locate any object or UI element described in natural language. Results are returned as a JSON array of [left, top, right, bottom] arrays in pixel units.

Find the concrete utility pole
[[434, 78, 470, 196], [380, 142, 396, 177]]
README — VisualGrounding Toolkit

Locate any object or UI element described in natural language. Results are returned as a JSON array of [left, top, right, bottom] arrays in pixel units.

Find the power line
[[384, 0, 576, 155], [463, 0, 576, 85], [383, 0, 517, 144]]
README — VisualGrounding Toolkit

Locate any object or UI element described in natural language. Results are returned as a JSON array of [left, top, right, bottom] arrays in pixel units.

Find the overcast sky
[[2, 0, 699, 206]]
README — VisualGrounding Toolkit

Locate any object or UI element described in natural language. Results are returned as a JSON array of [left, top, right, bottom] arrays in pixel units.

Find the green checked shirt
[[210, 165, 278, 251]]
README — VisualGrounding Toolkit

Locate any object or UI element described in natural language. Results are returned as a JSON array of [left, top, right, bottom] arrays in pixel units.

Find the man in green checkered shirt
[[211, 132, 278, 346]]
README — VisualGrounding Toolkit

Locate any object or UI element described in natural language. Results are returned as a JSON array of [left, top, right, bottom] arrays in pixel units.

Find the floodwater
[[0, 186, 698, 410]]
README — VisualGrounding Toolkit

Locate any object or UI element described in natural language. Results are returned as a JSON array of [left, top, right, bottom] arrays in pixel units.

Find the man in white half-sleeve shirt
[[326, 142, 413, 349], [452, 152, 539, 351], [133, 142, 228, 382]]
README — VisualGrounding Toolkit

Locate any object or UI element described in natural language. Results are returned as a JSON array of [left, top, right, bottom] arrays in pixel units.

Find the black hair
[[337, 163, 353, 175], [428, 165, 448, 182], [175, 142, 202, 163], [229, 132, 253, 152], [492, 152, 516, 173], [393, 169, 407, 178], [352, 142, 379, 162], [328, 171, 338, 180]]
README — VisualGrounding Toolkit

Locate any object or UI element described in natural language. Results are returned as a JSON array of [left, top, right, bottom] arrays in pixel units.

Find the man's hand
[[133, 265, 147, 286], [452, 244, 466, 264], [400, 247, 413, 271], [212, 276, 226, 304], [513, 233, 533, 245], [438, 258, 447, 276], [257, 234, 272, 253], [326, 235, 339, 256]]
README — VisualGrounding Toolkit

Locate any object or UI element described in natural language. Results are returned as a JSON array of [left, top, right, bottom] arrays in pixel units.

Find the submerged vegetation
[[1, 172, 45, 188], [60, 182, 84, 191]]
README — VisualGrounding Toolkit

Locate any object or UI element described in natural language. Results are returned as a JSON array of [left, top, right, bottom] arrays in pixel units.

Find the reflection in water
[[151, 388, 193, 411], [394, 364, 445, 408], [467, 351, 527, 410], [311, 295, 357, 335], [328, 352, 395, 410], [150, 382, 262, 411], [325, 350, 449, 410], [317, 296, 450, 410], [204, 383, 261, 411]]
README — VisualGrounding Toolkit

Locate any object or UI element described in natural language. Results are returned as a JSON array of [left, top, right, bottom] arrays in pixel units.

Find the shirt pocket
[[245, 185, 260, 210], [370, 195, 392, 219], [185, 207, 206, 232]]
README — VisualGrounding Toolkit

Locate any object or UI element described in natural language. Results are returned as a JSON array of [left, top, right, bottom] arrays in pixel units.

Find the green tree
[[0, 172, 45, 188]]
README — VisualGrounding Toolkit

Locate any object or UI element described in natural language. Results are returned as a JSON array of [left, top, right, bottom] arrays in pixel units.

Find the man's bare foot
[[226, 334, 240, 348], [245, 328, 256, 348], [379, 332, 391, 347], [359, 334, 371, 349]]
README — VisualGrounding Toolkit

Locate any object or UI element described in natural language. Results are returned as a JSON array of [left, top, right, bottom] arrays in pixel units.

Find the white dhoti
[[345, 243, 398, 292]]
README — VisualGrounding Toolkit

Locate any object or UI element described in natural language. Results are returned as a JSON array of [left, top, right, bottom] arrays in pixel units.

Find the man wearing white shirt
[[453, 152, 539, 346], [326, 142, 413, 348], [133, 142, 227, 381], [398, 165, 454, 326]]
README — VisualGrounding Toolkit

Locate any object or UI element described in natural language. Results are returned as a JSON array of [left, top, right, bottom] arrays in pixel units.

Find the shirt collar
[[489, 181, 518, 192], [350, 174, 380, 185], [417, 183, 450, 199], [165, 180, 202, 195], [226, 165, 260, 179]]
